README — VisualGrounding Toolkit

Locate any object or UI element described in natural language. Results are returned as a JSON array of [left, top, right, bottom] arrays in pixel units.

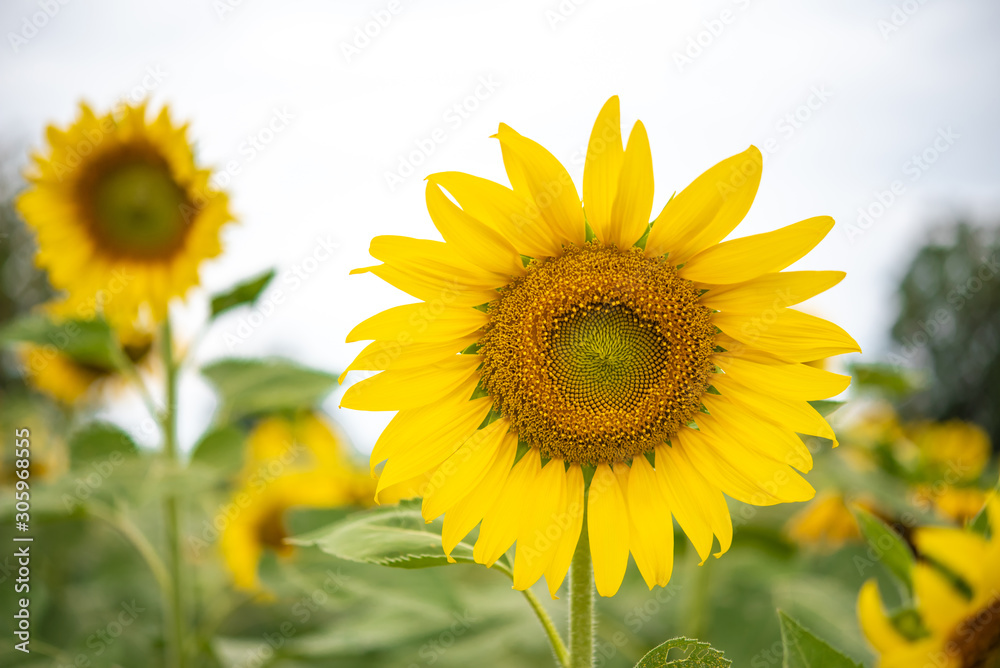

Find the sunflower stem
[[161, 317, 186, 668], [568, 513, 594, 668], [521, 586, 570, 668]]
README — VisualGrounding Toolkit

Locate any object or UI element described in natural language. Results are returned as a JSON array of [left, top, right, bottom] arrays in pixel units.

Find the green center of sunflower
[[479, 243, 716, 465], [77, 143, 192, 259]]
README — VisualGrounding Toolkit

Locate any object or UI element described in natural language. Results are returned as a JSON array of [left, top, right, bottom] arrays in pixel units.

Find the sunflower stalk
[[161, 317, 187, 668], [569, 513, 594, 668]]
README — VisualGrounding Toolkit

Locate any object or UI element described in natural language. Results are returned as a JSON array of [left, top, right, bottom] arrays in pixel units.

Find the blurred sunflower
[[341, 96, 859, 597], [17, 102, 234, 328], [18, 301, 156, 405], [785, 491, 876, 551], [221, 412, 373, 590], [858, 496, 1000, 668], [908, 420, 991, 525]]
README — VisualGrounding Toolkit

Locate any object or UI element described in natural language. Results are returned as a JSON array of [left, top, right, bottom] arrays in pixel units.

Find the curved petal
[[425, 182, 524, 280], [645, 146, 762, 262], [341, 335, 479, 383], [608, 120, 654, 248], [711, 374, 837, 445], [626, 455, 674, 589], [588, 462, 630, 596], [352, 263, 498, 308], [714, 355, 852, 400], [544, 463, 584, 598], [654, 444, 732, 562], [513, 458, 567, 590], [912, 563, 970, 635], [428, 171, 560, 258], [701, 397, 814, 472], [713, 308, 861, 362], [679, 216, 834, 284], [347, 302, 488, 344], [583, 96, 624, 244], [475, 448, 541, 567], [340, 354, 482, 412], [858, 580, 907, 654], [495, 123, 585, 248], [698, 271, 846, 311]]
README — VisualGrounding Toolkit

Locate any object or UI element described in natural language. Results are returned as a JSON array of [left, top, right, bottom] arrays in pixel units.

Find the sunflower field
[[1, 2, 999, 668]]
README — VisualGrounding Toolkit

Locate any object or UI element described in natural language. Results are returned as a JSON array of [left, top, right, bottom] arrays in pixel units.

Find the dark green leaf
[[634, 636, 731, 667], [69, 422, 139, 465], [968, 483, 997, 536], [0, 314, 120, 369], [189, 425, 245, 474], [848, 362, 919, 399], [779, 611, 864, 668], [209, 269, 276, 319], [852, 507, 914, 592], [201, 357, 338, 421], [289, 504, 488, 571]]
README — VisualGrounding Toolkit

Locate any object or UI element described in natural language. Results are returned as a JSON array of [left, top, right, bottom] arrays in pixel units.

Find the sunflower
[[19, 301, 156, 405], [341, 96, 859, 597], [785, 491, 874, 551], [858, 496, 1000, 668], [17, 102, 234, 328], [220, 412, 373, 590]]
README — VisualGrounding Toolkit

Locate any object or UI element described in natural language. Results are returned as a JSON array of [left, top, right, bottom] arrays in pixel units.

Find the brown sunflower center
[[949, 592, 1000, 668], [479, 243, 716, 465], [76, 142, 192, 259], [256, 505, 292, 555]]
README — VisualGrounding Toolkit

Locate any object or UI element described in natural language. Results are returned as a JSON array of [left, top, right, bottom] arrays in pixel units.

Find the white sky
[[2, 0, 999, 452]]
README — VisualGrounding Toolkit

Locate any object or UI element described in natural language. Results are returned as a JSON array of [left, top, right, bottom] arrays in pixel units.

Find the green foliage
[[890, 222, 1000, 445], [209, 269, 276, 318], [852, 507, 914, 594], [201, 357, 339, 421], [290, 502, 488, 572], [807, 400, 845, 417], [68, 421, 139, 464], [0, 313, 121, 369], [633, 637, 730, 667], [778, 612, 863, 668], [847, 362, 920, 398], [189, 424, 245, 475]]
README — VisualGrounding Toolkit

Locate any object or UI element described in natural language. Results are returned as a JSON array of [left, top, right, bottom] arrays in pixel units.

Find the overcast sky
[[2, 0, 999, 452]]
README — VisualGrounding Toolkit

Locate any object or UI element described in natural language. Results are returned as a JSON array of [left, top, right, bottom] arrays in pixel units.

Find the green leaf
[[634, 637, 731, 667], [807, 400, 844, 417], [852, 507, 914, 592], [848, 362, 919, 398], [69, 422, 139, 465], [289, 503, 489, 571], [968, 484, 997, 536], [201, 357, 338, 421], [189, 425, 245, 474], [209, 269, 276, 319], [778, 611, 864, 668], [0, 314, 120, 369]]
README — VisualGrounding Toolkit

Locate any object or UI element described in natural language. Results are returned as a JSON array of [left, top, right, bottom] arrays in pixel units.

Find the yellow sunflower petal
[[346, 302, 488, 344], [368, 235, 504, 289], [543, 463, 585, 598], [858, 580, 907, 654], [913, 562, 970, 634], [679, 216, 834, 284], [701, 397, 813, 472], [351, 263, 498, 308], [583, 95, 624, 244], [340, 355, 481, 412], [587, 462, 630, 596], [715, 355, 851, 400], [495, 124, 585, 248], [428, 171, 560, 258], [421, 419, 515, 521], [914, 527, 988, 591], [425, 182, 525, 280], [654, 443, 732, 562], [607, 121, 654, 248], [698, 271, 846, 311], [712, 374, 837, 445], [627, 455, 674, 589], [513, 458, 567, 590], [340, 335, 479, 383], [645, 146, 762, 262], [475, 448, 541, 567], [441, 435, 518, 557], [714, 308, 861, 362]]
